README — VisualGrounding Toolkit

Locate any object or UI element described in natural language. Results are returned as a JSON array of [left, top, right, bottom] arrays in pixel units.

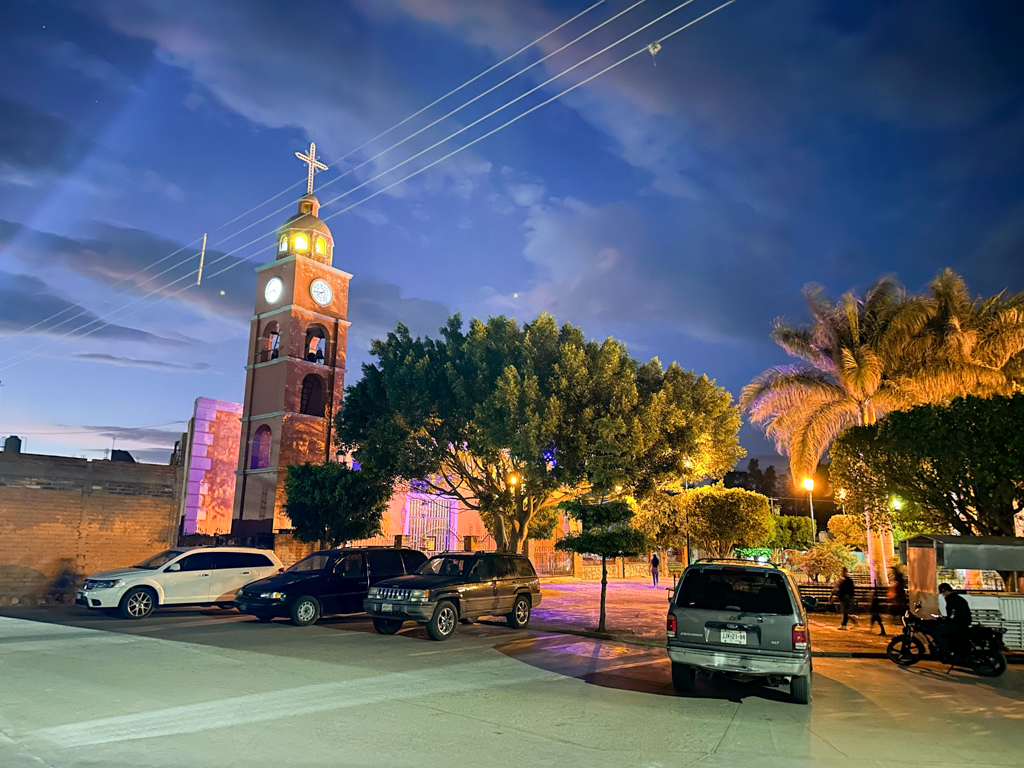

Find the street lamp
[[508, 473, 521, 520], [891, 496, 902, 511], [802, 477, 817, 540]]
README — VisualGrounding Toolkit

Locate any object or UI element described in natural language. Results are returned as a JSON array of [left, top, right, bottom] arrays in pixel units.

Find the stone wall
[[0, 451, 181, 603]]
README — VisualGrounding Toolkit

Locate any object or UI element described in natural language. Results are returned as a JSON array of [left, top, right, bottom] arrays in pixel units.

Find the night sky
[[1, 1, 1022, 466]]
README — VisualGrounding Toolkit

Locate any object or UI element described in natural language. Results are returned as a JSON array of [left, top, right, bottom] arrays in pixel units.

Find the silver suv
[[667, 559, 813, 704]]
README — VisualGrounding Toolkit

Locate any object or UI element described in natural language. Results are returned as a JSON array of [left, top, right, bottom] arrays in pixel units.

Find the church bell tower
[[232, 143, 350, 533]]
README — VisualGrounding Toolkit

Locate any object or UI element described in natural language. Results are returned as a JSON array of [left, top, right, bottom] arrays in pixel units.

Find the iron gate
[[407, 495, 454, 554]]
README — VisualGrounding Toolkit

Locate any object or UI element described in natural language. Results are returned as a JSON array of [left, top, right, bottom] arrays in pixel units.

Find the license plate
[[381, 603, 393, 613], [721, 630, 746, 645]]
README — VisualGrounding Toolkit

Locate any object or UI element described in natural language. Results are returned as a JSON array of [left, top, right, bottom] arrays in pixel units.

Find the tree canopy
[[826, 514, 868, 550], [769, 515, 814, 552], [336, 313, 743, 552], [831, 395, 1024, 537], [284, 462, 392, 547], [795, 540, 856, 583]]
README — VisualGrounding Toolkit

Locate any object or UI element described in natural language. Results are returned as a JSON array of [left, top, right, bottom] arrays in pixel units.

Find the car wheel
[[373, 617, 404, 635], [254, 614, 274, 623], [671, 662, 695, 694], [790, 674, 812, 705], [119, 587, 156, 620], [506, 594, 531, 629], [886, 635, 924, 666], [290, 596, 321, 626], [426, 600, 459, 641]]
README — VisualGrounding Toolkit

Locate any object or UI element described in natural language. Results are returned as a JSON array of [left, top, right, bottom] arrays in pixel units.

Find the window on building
[[293, 233, 309, 251], [250, 425, 272, 469], [299, 374, 326, 416], [314, 236, 326, 255], [278, 236, 288, 253], [301, 202, 313, 214], [304, 326, 327, 363], [259, 322, 280, 363]]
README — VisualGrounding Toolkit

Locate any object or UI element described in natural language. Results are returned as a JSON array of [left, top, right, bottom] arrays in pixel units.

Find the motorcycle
[[886, 608, 1008, 677]]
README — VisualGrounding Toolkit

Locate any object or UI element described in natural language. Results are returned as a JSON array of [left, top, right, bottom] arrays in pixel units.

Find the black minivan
[[235, 547, 427, 626]]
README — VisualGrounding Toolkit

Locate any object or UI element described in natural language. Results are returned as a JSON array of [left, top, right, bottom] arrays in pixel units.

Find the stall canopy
[[900, 535, 1024, 571]]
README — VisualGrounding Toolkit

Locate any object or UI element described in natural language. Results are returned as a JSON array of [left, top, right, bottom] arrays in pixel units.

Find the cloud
[[348, 280, 451, 343], [0, 269, 191, 346], [71, 352, 212, 372], [0, 97, 94, 176], [84, 424, 186, 445]]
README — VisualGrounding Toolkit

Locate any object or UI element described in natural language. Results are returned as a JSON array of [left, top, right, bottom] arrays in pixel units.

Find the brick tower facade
[[232, 192, 350, 533]]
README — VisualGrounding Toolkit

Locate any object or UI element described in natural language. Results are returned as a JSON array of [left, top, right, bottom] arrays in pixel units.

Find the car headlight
[[260, 592, 286, 600], [408, 589, 429, 602], [92, 580, 121, 589], [368, 587, 380, 597]]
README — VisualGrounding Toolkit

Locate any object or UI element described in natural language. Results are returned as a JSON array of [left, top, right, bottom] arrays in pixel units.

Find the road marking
[[33, 659, 559, 747]]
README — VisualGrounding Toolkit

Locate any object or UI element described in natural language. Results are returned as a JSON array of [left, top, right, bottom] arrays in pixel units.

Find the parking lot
[[1, 604, 1023, 767]]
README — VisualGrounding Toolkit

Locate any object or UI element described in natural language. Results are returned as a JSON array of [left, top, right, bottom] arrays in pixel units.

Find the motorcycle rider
[[933, 583, 972, 661]]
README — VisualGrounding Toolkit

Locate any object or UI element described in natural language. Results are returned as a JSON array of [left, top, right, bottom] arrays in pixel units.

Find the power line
[[0, 2, 608, 356], [0, 0, 736, 373]]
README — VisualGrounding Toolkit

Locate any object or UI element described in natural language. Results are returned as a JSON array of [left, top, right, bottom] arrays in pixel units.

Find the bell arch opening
[[250, 425, 273, 470], [300, 374, 326, 416], [304, 325, 327, 364], [258, 322, 280, 363]]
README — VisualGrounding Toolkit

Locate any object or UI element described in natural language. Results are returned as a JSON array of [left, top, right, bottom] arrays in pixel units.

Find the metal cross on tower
[[295, 142, 328, 195]]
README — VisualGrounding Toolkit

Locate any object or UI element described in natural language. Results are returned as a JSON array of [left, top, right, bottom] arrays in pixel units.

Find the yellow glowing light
[[802, 478, 815, 492], [294, 233, 309, 251], [837, 488, 847, 501], [315, 236, 326, 255], [615, 485, 623, 492], [508, 474, 518, 486], [892, 497, 902, 510]]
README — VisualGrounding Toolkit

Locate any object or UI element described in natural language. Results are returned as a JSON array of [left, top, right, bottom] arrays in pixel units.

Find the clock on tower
[[232, 145, 352, 534]]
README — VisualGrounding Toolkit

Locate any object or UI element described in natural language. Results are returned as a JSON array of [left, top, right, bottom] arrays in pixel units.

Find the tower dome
[[276, 194, 334, 266]]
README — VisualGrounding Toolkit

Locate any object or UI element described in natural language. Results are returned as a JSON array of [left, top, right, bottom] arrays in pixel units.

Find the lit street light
[[802, 477, 817, 540]]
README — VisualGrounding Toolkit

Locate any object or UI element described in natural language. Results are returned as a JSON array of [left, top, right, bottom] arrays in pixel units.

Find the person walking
[[889, 566, 909, 618], [834, 568, 857, 629], [869, 586, 887, 635], [650, 552, 661, 587]]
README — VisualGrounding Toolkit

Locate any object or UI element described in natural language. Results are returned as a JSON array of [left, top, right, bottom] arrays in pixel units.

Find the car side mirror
[[802, 596, 818, 609], [166, 562, 181, 573]]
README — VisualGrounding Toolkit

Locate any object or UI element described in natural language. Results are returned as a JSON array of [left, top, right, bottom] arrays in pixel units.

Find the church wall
[[0, 451, 181, 603]]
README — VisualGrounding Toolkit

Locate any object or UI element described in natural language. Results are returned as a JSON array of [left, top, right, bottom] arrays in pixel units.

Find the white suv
[[76, 547, 284, 619]]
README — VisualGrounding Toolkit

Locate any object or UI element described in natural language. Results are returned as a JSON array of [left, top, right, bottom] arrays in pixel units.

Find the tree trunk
[[599, 555, 608, 633]]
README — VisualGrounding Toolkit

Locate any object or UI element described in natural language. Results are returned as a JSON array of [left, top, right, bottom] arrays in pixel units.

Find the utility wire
[[0, 2, 608, 353], [0, 0, 735, 373]]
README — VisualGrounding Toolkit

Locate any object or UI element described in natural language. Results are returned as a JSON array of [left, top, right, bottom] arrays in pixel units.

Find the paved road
[[1, 605, 1022, 767]]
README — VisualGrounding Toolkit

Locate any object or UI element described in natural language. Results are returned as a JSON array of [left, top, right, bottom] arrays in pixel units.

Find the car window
[[469, 558, 496, 580], [287, 554, 332, 572], [216, 552, 248, 569], [495, 557, 517, 578], [178, 552, 217, 572], [400, 550, 427, 574], [246, 553, 275, 567], [366, 550, 403, 576], [135, 549, 185, 569], [418, 555, 472, 576], [676, 568, 793, 615], [335, 554, 366, 578], [514, 558, 537, 578]]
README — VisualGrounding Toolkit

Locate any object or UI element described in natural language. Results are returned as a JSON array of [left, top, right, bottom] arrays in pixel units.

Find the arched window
[[304, 325, 327, 364], [278, 236, 288, 253], [301, 201, 313, 214], [250, 425, 272, 469], [300, 374, 326, 416], [293, 233, 309, 252], [259, 322, 280, 363], [314, 236, 327, 255]]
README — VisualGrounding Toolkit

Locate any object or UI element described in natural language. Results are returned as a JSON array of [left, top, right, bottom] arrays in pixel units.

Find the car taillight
[[667, 613, 677, 638], [792, 623, 808, 650]]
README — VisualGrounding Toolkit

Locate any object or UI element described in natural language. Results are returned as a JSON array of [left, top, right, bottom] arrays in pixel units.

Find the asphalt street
[[1, 605, 1022, 767]]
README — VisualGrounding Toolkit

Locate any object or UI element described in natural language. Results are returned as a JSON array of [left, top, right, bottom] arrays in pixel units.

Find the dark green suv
[[363, 551, 542, 641]]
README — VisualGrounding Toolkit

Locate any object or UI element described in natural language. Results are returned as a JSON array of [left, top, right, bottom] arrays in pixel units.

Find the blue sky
[[0, 0, 1022, 466]]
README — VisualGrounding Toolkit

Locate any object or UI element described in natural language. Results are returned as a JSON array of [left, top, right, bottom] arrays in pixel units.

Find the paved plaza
[[1, 603, 1022, 768]]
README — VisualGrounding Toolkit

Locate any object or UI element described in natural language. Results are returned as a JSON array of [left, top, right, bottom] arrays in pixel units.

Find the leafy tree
[[826, 514, 868, 550], [336, 313, 743, 553], [769, 515, 814, 553], [677, 485, 772, 558], [832, 395, 1024, 539], [284, 463, 391, 547], [556, 500, 653, 633], [795, 540, 856, 583]]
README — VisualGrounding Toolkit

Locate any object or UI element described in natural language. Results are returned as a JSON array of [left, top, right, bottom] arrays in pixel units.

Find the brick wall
[[0, 451, 182, 603]]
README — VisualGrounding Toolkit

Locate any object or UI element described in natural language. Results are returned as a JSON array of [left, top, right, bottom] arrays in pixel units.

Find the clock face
[[264, 277, 284, 304], [310, 278, 333, 307]]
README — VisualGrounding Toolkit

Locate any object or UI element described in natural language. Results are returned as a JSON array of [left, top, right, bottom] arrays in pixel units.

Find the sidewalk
[[531, 578, 894, 656]]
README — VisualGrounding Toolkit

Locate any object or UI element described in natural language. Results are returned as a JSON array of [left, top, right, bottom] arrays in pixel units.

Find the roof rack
[[692, 557, 781, 568]]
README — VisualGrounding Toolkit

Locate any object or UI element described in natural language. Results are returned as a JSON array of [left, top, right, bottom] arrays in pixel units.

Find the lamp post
[[802, 477, 817, 541]]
